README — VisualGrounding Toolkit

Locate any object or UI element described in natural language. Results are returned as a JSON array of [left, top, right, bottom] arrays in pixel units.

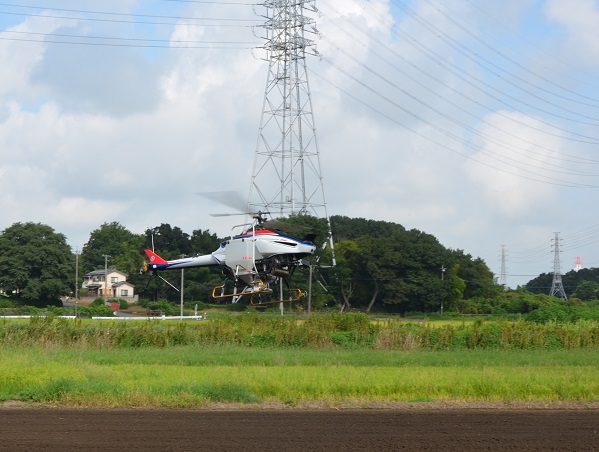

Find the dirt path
[[1, 407, 599, 451]]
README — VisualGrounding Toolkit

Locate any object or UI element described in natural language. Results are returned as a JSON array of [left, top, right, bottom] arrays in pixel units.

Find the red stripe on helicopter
[[240, 229, 277, 237]]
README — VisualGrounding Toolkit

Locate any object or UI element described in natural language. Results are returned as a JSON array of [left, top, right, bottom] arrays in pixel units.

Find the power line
[[460, 0, 599, 93], [322, 25, 599, 166], [314, 61, 599, 189], [347, 0, 599, 129], [0, 29, 259, 48], [406, 0, 599, 107], [0, 10, 259, 27], [160, 0, 256, 4], [0, 35, 256, 49], [0, 3, 258, 22], [323, 42, 599, 178], [318, 0, 599, 149]]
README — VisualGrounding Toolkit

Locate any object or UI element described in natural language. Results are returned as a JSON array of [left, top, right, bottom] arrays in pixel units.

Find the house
[[82, 269, 136, 300]]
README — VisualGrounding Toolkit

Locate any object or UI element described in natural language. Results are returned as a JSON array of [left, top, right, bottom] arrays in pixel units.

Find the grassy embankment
[[1, 314, 599, 407]]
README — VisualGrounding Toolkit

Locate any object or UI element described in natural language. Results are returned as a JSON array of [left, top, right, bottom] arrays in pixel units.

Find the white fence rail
[[0, 315, 205, 320]]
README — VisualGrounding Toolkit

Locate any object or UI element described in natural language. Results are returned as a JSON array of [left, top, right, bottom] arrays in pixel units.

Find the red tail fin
[[144, 249, 168, 265]]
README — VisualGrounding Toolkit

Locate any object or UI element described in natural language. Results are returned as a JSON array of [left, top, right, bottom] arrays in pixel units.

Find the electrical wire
[[321, 23, 599, 166], [324, 41, 599, 178], [318, 0, 599, 149], [403, 0, 599, 107], [0, 3, 258, 22], [3, 1, 599, 283], [0, 10, 259, 27], [461, 0, 599, 92], [0, 29, 259, 48], [347, 0, 599, 130], [312, 63, 599, 189]]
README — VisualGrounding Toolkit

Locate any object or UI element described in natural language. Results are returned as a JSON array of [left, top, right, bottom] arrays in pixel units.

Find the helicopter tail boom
[[143, 249, 222, 271]]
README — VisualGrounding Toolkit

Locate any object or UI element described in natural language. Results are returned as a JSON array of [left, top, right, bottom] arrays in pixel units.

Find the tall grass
[[3, 315, 599, 350], [2, 346, 599, 407], [6, 315, 599, 408]]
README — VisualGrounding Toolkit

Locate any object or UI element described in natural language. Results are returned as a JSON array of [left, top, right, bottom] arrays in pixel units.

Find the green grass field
[[1, 345, 599, 408]]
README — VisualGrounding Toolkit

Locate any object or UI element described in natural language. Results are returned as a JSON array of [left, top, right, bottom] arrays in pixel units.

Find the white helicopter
[[142, 211, 316, 305]]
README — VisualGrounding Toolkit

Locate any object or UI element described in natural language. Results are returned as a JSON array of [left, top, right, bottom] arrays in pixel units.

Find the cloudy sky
[[1, 0, 599, 289]]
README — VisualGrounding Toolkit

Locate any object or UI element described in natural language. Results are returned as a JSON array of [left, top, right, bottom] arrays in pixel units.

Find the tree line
[[4, 216, 594, 315]]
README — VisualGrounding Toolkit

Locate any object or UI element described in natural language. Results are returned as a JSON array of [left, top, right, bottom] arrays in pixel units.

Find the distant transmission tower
[[249, 0, 330, 223], [549, 232, 568, 301], [499, 245, 508, 291]]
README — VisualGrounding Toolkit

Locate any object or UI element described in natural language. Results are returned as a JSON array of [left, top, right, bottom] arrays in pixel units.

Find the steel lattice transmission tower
[[249, 0, 330, 223], [549, 232, 568, 301], [499, 245, 508, 291]]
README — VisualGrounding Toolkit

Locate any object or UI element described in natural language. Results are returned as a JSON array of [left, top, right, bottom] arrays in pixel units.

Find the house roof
[[84, 269, 128, 277], [113, 281, 135, 288]]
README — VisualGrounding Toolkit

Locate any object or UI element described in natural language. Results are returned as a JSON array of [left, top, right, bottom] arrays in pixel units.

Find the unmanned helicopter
[[142, 212, 317, 305]]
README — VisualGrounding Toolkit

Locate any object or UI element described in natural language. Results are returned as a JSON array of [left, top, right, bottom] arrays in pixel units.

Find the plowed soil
[[1, 405, 599, 451]]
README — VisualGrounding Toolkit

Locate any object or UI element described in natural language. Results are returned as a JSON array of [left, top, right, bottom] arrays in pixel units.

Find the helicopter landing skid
[[249, 288, 305, 306], [211, 280, 267, 300]]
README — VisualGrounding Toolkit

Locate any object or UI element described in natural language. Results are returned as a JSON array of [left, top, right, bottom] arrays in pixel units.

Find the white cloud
[[544, 0, 599, 66], [0, 15, 77, 100], [464, 111, 567, 218], [0, 0, 598, 288]]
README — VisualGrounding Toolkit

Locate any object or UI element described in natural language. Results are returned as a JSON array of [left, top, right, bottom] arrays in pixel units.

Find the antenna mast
[[549, 232, 568, 301], [249, 0, 330, 221]]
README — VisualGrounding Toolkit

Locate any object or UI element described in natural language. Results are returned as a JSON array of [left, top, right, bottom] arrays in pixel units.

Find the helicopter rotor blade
[[197, 191, 248, 214], [197, 190, 273, 221]]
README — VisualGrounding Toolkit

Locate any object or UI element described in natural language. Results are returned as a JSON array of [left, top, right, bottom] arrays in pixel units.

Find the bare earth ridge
[[1, 402, 599, 451]]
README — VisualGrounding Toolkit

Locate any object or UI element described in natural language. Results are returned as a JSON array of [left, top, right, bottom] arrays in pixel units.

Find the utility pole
[[307, 264, 313, 315], [440, 265, 446, 315], [180, 254, 186, 319], [75, 248, 79, 317], [549, 232, 568, 301], [103, 254, 110, 303], [74, 248, 79, 301]]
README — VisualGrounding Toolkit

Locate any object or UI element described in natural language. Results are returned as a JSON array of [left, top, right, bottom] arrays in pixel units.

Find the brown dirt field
[[1, 404, 599, 451]]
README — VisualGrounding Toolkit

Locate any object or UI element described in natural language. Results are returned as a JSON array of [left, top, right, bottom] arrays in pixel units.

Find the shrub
[[80, 304, 115, 317], [225, 303, 247, 312], [145, 299, 176, 316], [90, 297, 107, 307], [0, 298, 15, 309]]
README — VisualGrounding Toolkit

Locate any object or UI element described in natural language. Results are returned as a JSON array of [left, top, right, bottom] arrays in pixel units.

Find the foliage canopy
[[0, 215, 518, 313], [0, 222, 72, 306]]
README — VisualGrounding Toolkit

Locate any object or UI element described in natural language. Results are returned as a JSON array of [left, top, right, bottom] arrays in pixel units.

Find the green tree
[[354, 235, 404, 312], [332, 240, 361, 312], [0, 222, 72, 306], [525, 272, 554, 295], [446, 263, 466, 311], [571, 280, 599, 302], [330, 215, 404, 242], [450, 250, 499, 299], [143, 224, 192, 258], [525, 268, 599, 298], [325, 217, 497, 314], [190, 229, 221, 255], [81, 222, 144, 274]]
